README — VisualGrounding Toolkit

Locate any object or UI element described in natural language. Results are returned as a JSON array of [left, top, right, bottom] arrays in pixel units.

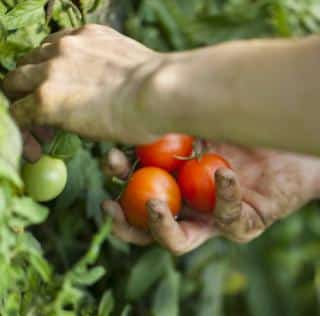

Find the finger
[[213, 168, 267, 242], [31, 126, 55, 143], [147, 200, 216, 255], [214, 168, 242, 224], [10, 94, 41, 127], [42, 28, 77, 44], [17, 43, 57, 66], [102, 200, 152, 246], [3, 63, 47, 99], [22, 129, 42, 162], [101, 148, 131, 178]]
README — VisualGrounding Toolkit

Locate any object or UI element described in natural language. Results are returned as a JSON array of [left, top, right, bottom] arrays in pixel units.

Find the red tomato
[[136, 134, 194, 172], [177, 153, 230, 213], [120, 167, 181, 230]]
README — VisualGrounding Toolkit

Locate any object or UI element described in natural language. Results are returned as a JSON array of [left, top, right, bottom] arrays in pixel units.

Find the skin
[[3, 24, 320, 254], [102, 143, 320, 255]]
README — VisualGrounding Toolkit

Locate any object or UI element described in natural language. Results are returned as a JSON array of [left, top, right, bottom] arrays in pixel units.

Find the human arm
[[142, 35, 320, 155], [3, 25, 320, 155]]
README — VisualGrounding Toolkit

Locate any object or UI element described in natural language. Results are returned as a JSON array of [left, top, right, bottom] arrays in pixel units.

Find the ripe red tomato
[[136, 134, 194, 172], [120, 167, 182, 229], [177, 153, 230, 213]]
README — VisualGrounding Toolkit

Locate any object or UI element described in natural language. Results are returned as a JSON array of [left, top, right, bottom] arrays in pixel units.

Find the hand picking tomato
[[136, 134, 194, 172], [22, 155, 67, 202], [178, 153, 230, 213], [120, 167, 181, 229]]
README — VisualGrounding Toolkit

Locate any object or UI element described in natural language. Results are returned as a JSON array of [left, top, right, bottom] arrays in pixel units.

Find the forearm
[[142, 35, 320, 155]]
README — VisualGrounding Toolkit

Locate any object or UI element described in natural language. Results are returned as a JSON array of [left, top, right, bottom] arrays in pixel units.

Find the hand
[[3, 24, 163, 144], [21, 127, 54, 162], [102, 142, 320, 255]]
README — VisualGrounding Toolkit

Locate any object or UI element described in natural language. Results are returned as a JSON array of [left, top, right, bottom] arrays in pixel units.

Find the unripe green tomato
[[22, 155, 67, 202]]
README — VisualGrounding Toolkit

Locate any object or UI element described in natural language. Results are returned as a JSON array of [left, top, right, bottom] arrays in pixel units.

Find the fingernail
[[149, 209, 162, 221]]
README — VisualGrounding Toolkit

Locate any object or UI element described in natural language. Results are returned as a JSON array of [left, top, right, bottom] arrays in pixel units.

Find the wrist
[[311, 160, 320, 199], [110, 54, 167, 144], [139, 49, 236, 140]]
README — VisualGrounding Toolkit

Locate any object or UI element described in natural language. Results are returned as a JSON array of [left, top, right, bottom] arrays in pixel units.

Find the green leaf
[[16, 232, 42, 255], [121, 305, 131, 316], [98, 290, 114, 316], [52, 0, 83, 28], [2, 291, 21, 316], [126, 247, 171, 300], [108, 235, 130, 254], [54, 150, 87, 210], [71, 266, 106, 286], [85, 159, 109, 223], [0, 158, 22, 189], [29, 252, 52, 282], [0, 2, 7, 15], [152, 267, 180, 316], [0, 107, 22, 170], [12, 197, 49, 225], [0, 91, 9, 109], [45, 131, 82, 161], [81, 216, 112, 265], [3, 0, 47, 30], [244, 248, 280, 316], [197, 260, 228, 316]]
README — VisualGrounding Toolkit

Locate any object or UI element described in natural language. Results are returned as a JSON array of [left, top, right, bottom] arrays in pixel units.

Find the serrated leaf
[[46, 131, 82, 160], [54, 150, 88, 210], [85, 163, 108, 223], [126, 247, 171, 300], [7, 22, 49, 50], [12, 197, 49, 225], [3, 0, 47, 30], [98, 290, 114, 316]]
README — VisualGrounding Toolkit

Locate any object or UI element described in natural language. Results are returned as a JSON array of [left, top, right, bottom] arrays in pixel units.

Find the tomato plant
[[178, 153, 230, 213], [22, 155, 67, 202], [120, 167, 181, 229], [136, 134, 194, 172]]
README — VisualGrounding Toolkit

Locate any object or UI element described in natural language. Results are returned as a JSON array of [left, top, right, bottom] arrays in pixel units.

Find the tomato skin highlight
[[120, 167, 181, 230], [136, 134, 194, 172], [178, 153, 230, 213], [22, 155, 67, 202]]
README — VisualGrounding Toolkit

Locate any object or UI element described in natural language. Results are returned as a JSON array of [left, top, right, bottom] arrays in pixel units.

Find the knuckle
[[57, 36, 77, 51], [34, 83, 53, 122], [45, 58, 63, 77], [81, 24, 103, 34]]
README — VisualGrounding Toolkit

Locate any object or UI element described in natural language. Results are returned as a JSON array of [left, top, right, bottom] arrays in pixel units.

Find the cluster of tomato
[[121, 134, 230, 230]]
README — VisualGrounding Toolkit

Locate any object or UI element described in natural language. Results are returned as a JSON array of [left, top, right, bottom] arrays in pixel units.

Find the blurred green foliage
[[1, 0, 320, 315]]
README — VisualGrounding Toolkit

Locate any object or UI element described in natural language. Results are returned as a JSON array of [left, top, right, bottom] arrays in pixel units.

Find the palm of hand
[[103, 142, 319, 255]]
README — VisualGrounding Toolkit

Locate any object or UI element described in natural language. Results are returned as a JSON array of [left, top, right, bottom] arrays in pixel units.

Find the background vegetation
[[1, 0, 320, 315]]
